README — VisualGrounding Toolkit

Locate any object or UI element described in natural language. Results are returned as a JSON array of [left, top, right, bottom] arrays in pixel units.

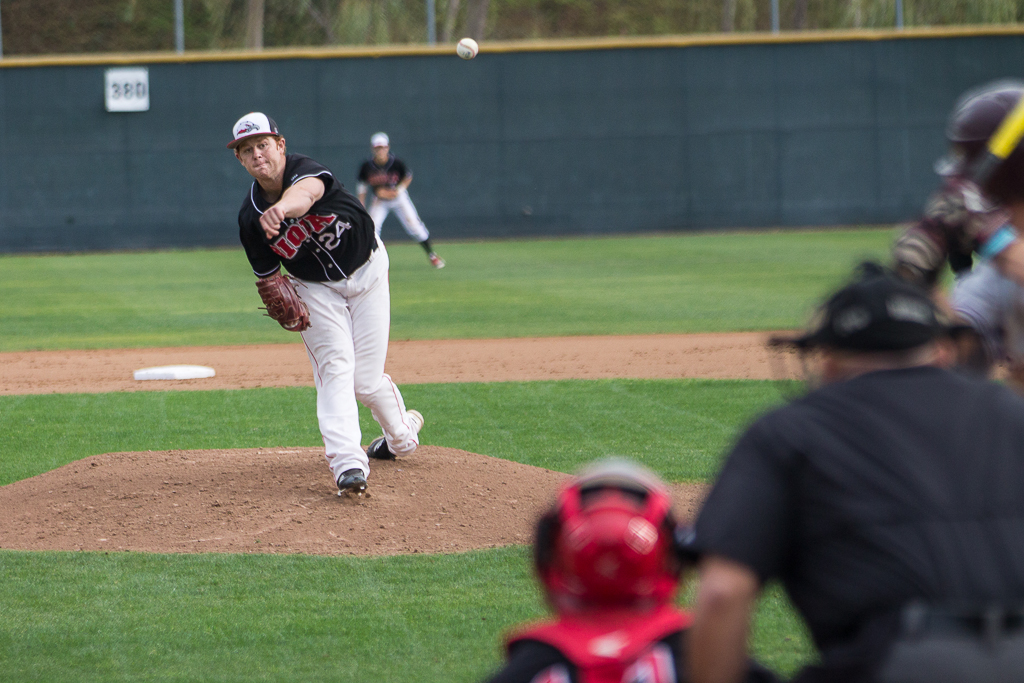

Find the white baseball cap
[[371, 132, 390, 148], [228, 112, 281, 149]]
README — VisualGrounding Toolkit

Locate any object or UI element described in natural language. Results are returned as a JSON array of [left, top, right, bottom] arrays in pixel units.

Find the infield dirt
[[0, 333, 790, 556]]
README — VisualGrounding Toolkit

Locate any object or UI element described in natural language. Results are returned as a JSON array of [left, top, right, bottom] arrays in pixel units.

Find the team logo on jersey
[[270, 214, 350, 259], [369, 170, 400, 187]]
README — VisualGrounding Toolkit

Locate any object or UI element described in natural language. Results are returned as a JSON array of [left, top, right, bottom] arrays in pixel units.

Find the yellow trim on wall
[[2, 24, 1023, 68]]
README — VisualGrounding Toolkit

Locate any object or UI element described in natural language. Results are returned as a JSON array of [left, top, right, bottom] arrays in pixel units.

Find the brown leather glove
[[255, 272, 310, 332]]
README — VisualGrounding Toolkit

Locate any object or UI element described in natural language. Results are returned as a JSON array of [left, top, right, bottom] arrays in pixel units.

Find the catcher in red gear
[[481, 460, 774, 683]]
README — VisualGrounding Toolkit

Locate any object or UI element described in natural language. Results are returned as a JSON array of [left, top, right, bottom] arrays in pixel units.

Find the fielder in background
[[230, 112, 424, 495], [357, 132, 446, 269], [687, 263, 1024, 683], [892, 80, 1024, 393]]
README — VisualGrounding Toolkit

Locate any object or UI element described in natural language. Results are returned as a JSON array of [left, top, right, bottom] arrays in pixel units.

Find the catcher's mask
[[534, 459, 686, 613]]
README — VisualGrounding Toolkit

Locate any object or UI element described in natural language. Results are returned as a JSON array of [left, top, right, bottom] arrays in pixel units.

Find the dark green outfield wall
[[2, 32, 1023, 252]]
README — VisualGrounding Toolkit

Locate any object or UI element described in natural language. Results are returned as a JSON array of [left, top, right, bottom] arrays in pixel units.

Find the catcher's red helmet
[[534, 460, 684, 612], [937, 80, 1024, 204]]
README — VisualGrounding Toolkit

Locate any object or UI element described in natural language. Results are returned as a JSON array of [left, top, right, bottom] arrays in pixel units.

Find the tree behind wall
[[244, 0, 264, 49], [465, 0, 490, 40], [2, 0, 1024, 55]]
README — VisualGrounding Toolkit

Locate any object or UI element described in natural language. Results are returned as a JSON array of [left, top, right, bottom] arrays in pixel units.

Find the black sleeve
[[691, 416, 797, 582], [287, 155, 335, 192], [356, 161, 370, 183], [238, 206, 281, 278], [482, 640, 575, 683]]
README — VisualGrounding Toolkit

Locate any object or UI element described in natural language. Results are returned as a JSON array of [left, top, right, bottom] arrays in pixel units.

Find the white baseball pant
[[368, 189, 430, 242], [297, 240, 420, 482]]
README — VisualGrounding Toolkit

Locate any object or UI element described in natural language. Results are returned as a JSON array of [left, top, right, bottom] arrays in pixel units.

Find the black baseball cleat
[[366, 436, 396, 460], [336, 468, 367, 495]]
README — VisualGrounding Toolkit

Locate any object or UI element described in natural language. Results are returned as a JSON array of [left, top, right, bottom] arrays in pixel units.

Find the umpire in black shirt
[[687, 262, 1024, 683]]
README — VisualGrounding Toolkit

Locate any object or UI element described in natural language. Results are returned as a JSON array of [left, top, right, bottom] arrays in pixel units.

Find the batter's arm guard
[[893, 226, 947, 287]]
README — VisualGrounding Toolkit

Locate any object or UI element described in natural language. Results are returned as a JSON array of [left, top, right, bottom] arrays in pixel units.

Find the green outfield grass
[[0, 228, 896, 351], [0, 547, 542, 683], [0, 379, 790, 487], [0, 549, 811, 683], [0, 379, 806, 680], [0, 230, 879, 681]]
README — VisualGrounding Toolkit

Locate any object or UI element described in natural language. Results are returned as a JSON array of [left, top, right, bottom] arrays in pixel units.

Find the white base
[[133, 365, 216, 381]]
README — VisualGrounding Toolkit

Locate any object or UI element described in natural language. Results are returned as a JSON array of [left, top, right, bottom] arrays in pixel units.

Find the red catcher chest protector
[[507, 605, 691, 683]]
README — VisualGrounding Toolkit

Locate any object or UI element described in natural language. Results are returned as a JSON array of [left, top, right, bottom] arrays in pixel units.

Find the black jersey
[[357, 155, 409, 194], [239, 154, 376, 281], [693, 367, 1024, 664]]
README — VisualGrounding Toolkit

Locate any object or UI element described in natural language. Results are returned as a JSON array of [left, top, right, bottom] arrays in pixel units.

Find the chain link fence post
[[427, 0, 436, 44], [174, 0, 184, 53]]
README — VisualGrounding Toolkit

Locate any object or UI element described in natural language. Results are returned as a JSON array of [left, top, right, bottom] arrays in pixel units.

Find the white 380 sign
[[104, 67, 150, 112]]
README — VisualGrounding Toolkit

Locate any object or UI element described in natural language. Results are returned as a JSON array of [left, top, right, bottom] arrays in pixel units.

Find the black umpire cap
[[773, 262, 949, 352]]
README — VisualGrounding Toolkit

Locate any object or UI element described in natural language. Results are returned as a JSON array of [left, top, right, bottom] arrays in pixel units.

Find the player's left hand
[[377, 188, 398, 200]]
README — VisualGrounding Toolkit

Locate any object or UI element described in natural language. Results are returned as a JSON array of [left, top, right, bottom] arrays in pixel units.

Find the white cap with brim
[[228, 112, 281, 149], [371, 132, 389, 147]]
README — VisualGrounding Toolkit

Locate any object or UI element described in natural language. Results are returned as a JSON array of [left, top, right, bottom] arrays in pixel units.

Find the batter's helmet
[[937, 80, 1024, 204], [534, 459, 686, 613]]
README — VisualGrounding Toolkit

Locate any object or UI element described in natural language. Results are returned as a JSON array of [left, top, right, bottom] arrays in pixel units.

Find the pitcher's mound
[[0, 447, 707, 556]]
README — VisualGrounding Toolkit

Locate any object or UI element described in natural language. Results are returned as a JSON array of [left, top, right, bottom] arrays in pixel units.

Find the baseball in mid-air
[[456, 37, 479, 60]]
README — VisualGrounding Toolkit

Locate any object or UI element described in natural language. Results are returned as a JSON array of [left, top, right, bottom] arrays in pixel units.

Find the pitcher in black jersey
[[230, 112, 424, 495]]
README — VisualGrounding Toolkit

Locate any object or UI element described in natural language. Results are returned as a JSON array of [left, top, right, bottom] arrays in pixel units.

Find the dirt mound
[[0, 334, 733, 556], [0, 446, 707, 556]]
